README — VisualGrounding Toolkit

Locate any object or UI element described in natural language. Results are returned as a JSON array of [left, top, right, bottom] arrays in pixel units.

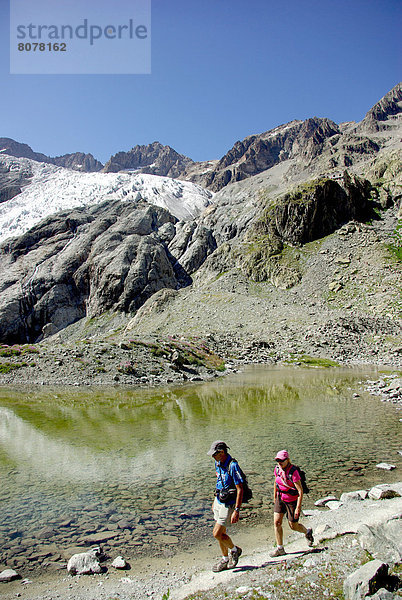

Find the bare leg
[[289, 521, 307, 534], [213, 523, 235, 556], [274, 512, 284, 546]]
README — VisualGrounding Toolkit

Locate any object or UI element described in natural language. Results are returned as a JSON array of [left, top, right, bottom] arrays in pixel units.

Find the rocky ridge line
[[0, 138, 103, 172]]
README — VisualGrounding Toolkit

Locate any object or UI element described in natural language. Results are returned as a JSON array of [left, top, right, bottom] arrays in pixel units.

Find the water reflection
[[0, 366, 400, 565]]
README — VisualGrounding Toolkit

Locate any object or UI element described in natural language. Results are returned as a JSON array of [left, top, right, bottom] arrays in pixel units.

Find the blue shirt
[[215, 454, 244, 505]]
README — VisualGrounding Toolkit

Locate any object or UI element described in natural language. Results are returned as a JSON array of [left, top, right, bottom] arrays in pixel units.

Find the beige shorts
[[213, 497, 234, 527]]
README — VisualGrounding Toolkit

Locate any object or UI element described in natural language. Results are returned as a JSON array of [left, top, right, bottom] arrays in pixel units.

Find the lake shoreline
[[1, 487, 401, 600]]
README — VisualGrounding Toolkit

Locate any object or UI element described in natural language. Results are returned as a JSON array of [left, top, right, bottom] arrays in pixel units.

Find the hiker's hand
[[294, 508, 300, 520], [231, 510, 239, 524]]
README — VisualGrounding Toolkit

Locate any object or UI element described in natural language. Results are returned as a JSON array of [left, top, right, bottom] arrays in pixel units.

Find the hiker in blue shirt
[[207, 440, 243, 572]]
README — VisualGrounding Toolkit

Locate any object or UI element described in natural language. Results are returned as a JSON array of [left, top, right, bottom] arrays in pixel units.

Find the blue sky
[[0, 0, 401, 164]]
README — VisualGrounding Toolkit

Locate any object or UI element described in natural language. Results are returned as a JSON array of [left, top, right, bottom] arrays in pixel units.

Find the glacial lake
[[0, 366, 401, 568]]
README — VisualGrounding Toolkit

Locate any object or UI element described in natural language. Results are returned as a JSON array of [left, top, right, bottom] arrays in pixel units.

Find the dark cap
[[207, 440, 229, 456]]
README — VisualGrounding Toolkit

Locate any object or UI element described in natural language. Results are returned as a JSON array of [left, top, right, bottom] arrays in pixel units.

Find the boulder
[[368, 484, 402, 500], [314, 523, 339, 542], [369, 589, 397, 599], [0, 568, 21, 582], [340, 490, 368, 503], [111, 556, 129, 569], [358, 516, 402, 564], [325, 500, 343, 510], [376, 464, 396, 471], [314, 495, 339, 507], [67, 547, 103, 575], [343, 560, 389, 600]]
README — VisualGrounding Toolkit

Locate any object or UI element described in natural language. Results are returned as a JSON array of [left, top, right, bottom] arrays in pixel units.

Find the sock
[[230, 546, 237, 553], [277, 545, 284, 549], [222, 556, 229, 562]]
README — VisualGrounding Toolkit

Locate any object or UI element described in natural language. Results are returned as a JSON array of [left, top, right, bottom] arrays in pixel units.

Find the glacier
[[0, 154, 213, 243]]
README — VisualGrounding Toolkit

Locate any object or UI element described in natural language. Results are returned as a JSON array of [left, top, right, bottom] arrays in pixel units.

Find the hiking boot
[[305, 528, 314, 547], [228, 546, 242, 568], [270, 547, 286, 557], [212, 558, 229, 572]]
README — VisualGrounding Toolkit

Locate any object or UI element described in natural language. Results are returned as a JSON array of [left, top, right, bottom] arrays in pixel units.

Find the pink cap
[[275, 450, 289, 461]]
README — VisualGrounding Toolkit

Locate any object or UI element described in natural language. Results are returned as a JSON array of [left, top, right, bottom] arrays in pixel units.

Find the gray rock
[[117, 519, 132, 530], [0, 203, 182, 343], [358, 516, 402, 564], [82, 531, 119, 544], [37, 527, 56, 539], [111, 556, 129, 569], [368, 484, 402, 500], [343, 560, 389, 600], [0, 568, 21, 582], [314, 495, 339, 507], [369, 588, 397, 599], [325, 500, 343, 510], [376, 463, 396, 471], [67, 548, 103, 575], [340, 490, 368, 503]]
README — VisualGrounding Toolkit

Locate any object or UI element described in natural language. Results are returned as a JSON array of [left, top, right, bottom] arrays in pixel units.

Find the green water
[[0, 366, 400, 562]]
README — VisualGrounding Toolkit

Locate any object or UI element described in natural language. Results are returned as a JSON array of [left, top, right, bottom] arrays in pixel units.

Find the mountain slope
[[0, 83, 400, 356]]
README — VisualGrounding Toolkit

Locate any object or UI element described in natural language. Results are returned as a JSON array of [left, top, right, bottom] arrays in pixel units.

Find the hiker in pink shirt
[[270, 450, 314, 557]]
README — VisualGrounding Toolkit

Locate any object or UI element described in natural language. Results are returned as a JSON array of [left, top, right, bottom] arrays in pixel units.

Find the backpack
[[227, 458, 253, 503], [275, 464, 310, 495]]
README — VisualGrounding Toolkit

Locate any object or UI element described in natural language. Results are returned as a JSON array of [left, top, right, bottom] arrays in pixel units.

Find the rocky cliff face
[[0, 200, 217, 344], [0, 138, 103, 172], [103, 141, 193, 177]]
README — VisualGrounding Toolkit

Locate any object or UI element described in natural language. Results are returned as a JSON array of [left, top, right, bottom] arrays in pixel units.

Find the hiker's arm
[[231, 483, 243, 523], [294, 480, 303, 519]]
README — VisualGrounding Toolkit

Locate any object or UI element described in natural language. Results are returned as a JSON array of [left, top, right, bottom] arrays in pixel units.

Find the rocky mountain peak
[[185, 117, 340, 192], [0, 137, 103, 172], [357, 82, 402, 133], [0, 137, 48, 162], [103, 141, 194, 178]]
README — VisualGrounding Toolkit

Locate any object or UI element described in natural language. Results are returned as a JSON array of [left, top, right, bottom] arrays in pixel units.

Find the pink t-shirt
[[275, 464, 301, 503]]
